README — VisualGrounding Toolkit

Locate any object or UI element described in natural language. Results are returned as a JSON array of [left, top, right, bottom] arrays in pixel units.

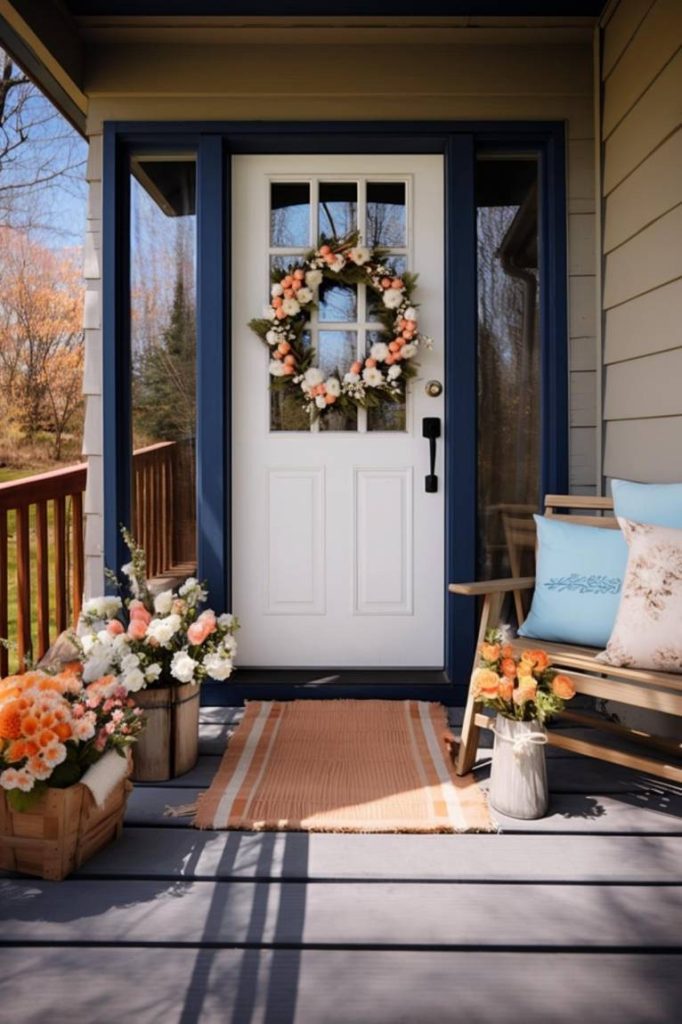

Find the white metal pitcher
[[489, 716, 549, 820]]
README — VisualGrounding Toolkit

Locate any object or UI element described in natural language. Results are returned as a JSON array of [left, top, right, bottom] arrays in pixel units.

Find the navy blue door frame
[[103, 120, 568, 690]]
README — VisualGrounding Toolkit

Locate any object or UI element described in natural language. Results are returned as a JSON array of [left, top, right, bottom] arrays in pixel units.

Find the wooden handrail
[[0, 440, 193, 674]]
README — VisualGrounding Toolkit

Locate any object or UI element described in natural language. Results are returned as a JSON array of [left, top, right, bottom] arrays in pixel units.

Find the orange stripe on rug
[[194, 699, 493, 833]]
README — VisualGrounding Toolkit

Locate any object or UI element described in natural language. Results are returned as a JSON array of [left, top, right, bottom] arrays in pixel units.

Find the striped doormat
[[194, 700, 492, 833]]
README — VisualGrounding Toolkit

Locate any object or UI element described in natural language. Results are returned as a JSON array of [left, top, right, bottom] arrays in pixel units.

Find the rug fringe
[[163, 799, 201, 818]]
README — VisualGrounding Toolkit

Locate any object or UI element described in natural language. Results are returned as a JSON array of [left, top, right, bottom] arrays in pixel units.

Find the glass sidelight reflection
[[476, 155, 540, 590]]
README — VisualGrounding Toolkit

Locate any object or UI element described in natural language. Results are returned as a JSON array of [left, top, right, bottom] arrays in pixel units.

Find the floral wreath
[[248, 230, 432, 419]]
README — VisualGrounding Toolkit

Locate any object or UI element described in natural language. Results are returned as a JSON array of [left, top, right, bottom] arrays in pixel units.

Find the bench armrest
[[448, 577, 535, 597]]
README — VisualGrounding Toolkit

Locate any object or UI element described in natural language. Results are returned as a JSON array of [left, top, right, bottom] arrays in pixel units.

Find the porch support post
[[102, 126, 132, 584], [444, 133, 477, 686], [196, 135, 230, 611]]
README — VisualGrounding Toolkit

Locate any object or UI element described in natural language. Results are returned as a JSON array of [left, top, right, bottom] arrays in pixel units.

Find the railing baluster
[[71, 491, 84, 624], [54, 495, 67, 633], [15, 505, 31, 670], [0, 510, 8, 676], [35, 500, 50, 660]]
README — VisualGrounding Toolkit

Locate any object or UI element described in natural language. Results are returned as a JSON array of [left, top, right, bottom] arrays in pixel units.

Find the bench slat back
[[544, 493, 619, 529]]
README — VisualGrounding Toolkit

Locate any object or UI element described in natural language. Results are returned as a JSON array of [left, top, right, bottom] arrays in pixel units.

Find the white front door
[[232, 155, 444, 668]]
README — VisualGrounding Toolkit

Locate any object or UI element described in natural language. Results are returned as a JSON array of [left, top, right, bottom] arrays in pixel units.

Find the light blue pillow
[[612, 479, 682, 528], [518, 515, 628, 648]]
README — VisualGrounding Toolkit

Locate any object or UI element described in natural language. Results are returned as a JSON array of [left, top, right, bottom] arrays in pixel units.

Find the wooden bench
[[450, 494, 682, 784]]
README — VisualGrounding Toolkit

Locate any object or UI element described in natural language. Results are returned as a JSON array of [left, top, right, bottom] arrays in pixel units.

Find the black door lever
[[422, 417, 441, 493]]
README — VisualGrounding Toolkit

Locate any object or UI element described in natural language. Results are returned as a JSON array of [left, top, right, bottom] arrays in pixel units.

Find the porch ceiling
[[64, 2, 607, 15], [0, 0, 604, 136]]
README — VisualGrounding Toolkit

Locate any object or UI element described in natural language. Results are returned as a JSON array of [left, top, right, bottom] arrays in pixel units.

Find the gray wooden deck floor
[[2, 706, 681, 1024]]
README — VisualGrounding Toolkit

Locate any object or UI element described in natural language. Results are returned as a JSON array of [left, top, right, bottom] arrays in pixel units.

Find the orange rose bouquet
[[473, 629, 576, 723]]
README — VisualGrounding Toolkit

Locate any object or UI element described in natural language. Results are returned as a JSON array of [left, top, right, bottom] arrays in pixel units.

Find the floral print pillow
[[598, 518, 682, 673]]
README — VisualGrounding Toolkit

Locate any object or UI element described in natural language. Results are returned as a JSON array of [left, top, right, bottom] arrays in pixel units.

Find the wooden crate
[[0, 774, 132, 881], [131, 681, 200, 782]]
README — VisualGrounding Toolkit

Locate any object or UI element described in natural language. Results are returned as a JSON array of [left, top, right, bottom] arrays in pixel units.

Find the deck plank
[[74, 829, 682, 883], [126, 784, 682, 833], [2, 948, 679, 1024], [2, 878, 680, 948]]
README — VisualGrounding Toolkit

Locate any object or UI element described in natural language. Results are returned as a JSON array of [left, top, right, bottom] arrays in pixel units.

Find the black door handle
[[422, 417, 441, 493]]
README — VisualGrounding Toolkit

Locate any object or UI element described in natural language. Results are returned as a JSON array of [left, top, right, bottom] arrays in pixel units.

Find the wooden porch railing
[[0, 440, 194, 674]]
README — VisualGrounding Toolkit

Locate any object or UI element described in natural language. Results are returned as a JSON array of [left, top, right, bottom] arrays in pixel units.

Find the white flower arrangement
[[248, 230, 430, 421], [75, 530, 239, 695]]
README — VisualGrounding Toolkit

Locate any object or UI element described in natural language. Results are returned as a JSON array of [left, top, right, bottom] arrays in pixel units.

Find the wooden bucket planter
[[0, 771, 132, 881], [131, 681, 200, 782]]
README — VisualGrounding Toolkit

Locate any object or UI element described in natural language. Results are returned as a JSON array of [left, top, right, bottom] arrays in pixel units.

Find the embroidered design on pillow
[[545, 574, 622, 595], [598, 519, 682, 673]]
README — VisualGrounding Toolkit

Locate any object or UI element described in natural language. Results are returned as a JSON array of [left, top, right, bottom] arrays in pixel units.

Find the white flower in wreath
[[218, 612, 235, 629], [121, 653, 140, 672], [325, 377, 341, 397], [171, 650, 198, 684], [145, 663, 162, 683], [296, 287, 314, 305], [401, 343, 417, 359], [304, 367, 325, 389], [263, 305, 277, 320], [362, 367, 384, 388], [153, 589, 174, 615], [328, 254, 346, 273], [343, 371, 360, 385], [315, 395, 327, 409], [305, 269, 323, 289], [387, 364, 402, 380], [404, 307, 417, 321], [271, 283, 284, 298], [282, 297, 301, 316], [269, 360, 287, 377], [349, 246, 371, 265], [382, 288, 403, 309], [265, 329, 281, 345], [370, 342, 389, 363]]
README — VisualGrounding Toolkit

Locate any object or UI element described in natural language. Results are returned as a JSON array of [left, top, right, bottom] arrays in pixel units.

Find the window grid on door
[[268, 175, 410, 433]]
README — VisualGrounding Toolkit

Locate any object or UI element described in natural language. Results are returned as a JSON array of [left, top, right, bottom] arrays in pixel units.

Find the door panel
[[232, 155, 444, 667]]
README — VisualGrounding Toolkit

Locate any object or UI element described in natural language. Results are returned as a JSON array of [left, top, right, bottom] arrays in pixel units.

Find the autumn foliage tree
[[0, 226, 84, 460]]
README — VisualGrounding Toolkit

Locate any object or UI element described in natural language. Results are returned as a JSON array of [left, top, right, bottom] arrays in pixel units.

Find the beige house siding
[[601, 0, 682, 486], [79, 26, 598, 592]]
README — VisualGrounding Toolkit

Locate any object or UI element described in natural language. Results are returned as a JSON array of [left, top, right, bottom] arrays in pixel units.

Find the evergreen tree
[[134, 262, 196, 444]]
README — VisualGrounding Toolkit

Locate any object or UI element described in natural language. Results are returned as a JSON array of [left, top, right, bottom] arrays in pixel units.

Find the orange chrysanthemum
[[525, 649, 551, 672], [38, 728, 57, 749], [21, 714, 39, 737], [54, 722, 72, 741], [0, 701, 23, 740]]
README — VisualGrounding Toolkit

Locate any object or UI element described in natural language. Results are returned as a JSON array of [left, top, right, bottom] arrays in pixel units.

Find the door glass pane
[[318, 330, 356, 379], [319, 182, 357, 238], [476, 156, 540, 586], [367, 182, 406, 247], [271, 182, 310, 247], [130, 153, 197, 575], [319, 281, 357, 322]]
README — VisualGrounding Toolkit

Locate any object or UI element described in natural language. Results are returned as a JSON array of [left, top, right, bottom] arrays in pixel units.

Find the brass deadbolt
[[425, 380, 443, 397]]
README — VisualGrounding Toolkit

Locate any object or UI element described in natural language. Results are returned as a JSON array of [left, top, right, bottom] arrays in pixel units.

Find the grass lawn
[[1, 466, 75, 672]]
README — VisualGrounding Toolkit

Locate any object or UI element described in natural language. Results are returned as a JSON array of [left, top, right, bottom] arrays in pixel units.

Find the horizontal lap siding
[[601, 0, 682, 484], [80, 29, 597, 593]]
